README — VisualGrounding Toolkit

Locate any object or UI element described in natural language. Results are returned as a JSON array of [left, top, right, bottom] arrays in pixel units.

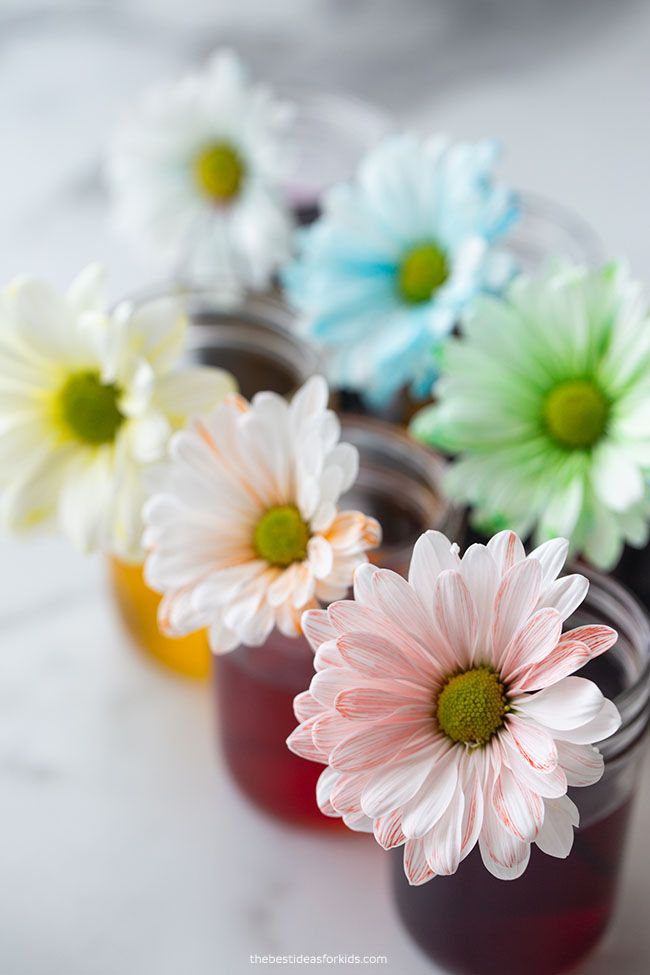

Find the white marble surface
[[1, 2, 650, 973]]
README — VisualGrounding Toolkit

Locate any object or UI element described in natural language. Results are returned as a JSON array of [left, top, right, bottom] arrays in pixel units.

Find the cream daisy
[[0, 265, 235, 558], [288, 529, 621, 883], [411, 261, 650, 569], [108, 49, 294, 292], [143, 376, 381, 653]]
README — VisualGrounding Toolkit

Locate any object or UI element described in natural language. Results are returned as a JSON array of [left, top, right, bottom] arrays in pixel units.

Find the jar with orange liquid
[[108, 287, 320, 679]]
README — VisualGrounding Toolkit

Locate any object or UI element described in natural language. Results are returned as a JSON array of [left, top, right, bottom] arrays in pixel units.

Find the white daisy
[[143, 376, 382, 653], [288, 529, 621, 882], [108, 49, 295, 293], [0, 265, 235, 558]]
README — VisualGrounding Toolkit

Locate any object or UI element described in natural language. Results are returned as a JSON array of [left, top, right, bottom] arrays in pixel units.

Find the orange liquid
[[108, 557, 211, 680]]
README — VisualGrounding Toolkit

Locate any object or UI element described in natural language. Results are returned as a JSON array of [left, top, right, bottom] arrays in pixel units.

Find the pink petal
[[408, 530, 461, 610], [337, 631, 438, 682], [401, 750, 459, 838], [302, 607, 336, 652], [342, 809, 374, 833], [528, 538, 569, 589], [314, 638, 344, 671], [330, 770, 373, 814], [312, 711, 356, 755], [460, 544, 499, 658], [500, 735, 567, 798], [515, 676, 605, 731], [371, 569, 438, 654], [562, 624, 618, 658], [361, 753, 436, 819], [500, 607, 562, 677], [486, 531, 525, 576], [328, 599, 386, 635], [293, 690, 322, 722], [513, 640, 591, 693], [352, 561, 381, 607], [329, 710, 430, 772], [459, 761, 485, 860], [373, 809, 406, 850], [335, 683, 431, 721], [535, 796, 579, 858], [536, 573, 589, 622], [505, 714, 558, 772], [556, 740, 604, 787], [491, 558, 542, 657], [424, 781, 465, 875], [492, 765, 544, 842], [316, 767, 340, 816], [310, 666, 362, 707], [434, 571, 478, 669], [479, 803, 531, 880], [403, 838, 436, 885], [286, 718, 323, 762]]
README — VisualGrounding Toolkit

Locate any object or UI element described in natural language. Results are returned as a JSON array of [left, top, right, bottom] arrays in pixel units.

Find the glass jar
[[214, 417, 461, 827], [279, 87, 393, 225], [391, 569, 650, 975], [108, 287, 320, 679]]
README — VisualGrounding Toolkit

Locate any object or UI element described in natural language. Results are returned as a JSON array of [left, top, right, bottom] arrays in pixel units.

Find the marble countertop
[[1, 2, 650, 973]]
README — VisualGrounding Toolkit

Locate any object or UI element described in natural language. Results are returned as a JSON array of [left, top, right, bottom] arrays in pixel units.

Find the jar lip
[[339, 414, 462, 560], [570, 564, 650, 757], [113, 281, 322, 391], [510, 190, 604, 268]]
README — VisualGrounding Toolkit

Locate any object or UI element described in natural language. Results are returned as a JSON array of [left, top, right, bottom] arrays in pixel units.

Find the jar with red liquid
[[214, 417, 461, 827], [109, 287, 319, 678], [391, 569, 650, 975]]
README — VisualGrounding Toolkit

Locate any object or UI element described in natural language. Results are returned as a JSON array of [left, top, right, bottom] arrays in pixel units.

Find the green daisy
[[411, 261, 650, 569]]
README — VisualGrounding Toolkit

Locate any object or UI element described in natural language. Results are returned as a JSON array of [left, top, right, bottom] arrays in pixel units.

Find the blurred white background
[[1, 2, 650, 973]]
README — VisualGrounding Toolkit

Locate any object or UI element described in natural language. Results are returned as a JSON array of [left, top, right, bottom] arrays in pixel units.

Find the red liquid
[[392, 798, 633, 975], [214, 630, 340, 829]]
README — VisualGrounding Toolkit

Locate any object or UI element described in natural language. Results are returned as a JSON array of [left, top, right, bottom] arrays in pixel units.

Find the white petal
[[535, 796, 579, 858], [515, 676, 605, 731], [556, 740, 604, 787]]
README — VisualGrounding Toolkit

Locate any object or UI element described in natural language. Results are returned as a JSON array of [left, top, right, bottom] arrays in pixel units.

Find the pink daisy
[[287, 530, 621, 882]]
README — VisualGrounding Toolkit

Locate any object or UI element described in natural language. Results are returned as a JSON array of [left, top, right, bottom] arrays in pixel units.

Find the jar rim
[[339, 414, 462, 562], [573, 566, 650, 761]]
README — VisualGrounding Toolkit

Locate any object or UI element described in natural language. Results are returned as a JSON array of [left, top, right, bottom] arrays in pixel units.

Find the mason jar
[[391, 568, 650, 975], [213, 416, 461, 827], [108, 287, 320, 678]]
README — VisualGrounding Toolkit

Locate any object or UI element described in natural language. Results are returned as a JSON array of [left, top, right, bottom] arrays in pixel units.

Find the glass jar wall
[[391, 569, 650, 975], [109, 288, 320, 678], [214, 417, 461, 827]]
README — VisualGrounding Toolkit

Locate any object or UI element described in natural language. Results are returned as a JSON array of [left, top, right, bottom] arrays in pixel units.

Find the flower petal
[[515, 676, 605, 731]]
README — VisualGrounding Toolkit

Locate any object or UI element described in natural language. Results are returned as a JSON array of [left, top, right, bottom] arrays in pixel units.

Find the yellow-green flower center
[[397, 243, 449, 304], [436, 667, 508, 746], [544, 379, 609, 449], [192, 142, 245, 202], [59, 371, 125, 445], [253, 504, 310, 567]]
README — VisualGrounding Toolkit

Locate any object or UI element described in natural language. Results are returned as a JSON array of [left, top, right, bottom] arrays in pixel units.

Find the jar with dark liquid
[[109, 288, 319, 678], [214, 418, 461, 827], [391, 569, 650, 975]]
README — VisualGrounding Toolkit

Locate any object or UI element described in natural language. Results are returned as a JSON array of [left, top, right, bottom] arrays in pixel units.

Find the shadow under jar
[[391, 569, 650, 975], [109, 288, 320, 679], [214, 417, 462, 828]]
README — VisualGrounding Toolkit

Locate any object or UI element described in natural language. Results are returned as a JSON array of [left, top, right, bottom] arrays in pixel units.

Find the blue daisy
[[283, 134, 520, 408]]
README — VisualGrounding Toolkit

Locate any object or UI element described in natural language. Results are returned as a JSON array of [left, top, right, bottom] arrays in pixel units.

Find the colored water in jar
[[108, 558, 211, 679], [391, 798, 633, 975], [390, 576, 650, 975]]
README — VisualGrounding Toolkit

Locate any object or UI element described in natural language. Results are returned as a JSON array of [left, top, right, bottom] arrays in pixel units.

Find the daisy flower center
[[397, 243, 449, 304], [543, 379, 609, 449], [59, 371, 125, 445], [253, 504, 310, 567], [192, 142, 246, 202], [436, 666, 508, 746]]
